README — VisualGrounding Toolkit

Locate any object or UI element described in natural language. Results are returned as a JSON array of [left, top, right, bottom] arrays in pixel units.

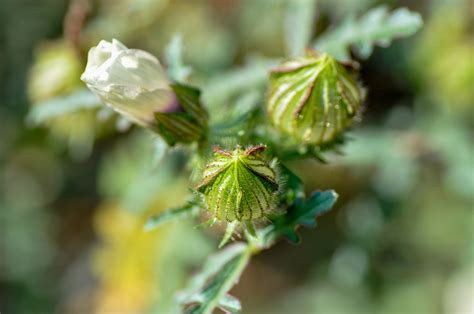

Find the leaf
[[278, 165, 305, 205], [265, 190, 338, 244], [154, 83, 208, 146], [151, 136, 169, 167], [187, 251, 249, 314], [202, 56, 279, 109], [178, 243, 249, 314], [184, 293, 241, 314], [314, 6, 423, 61], [284, 0, 317, 56], [219, 222, 238, 248], [218, 294, 241, 313], [209, 90, 261, 147], [164, 34, 192, 83], [27, 89, 101, 125], [144, 200, 200, 231]]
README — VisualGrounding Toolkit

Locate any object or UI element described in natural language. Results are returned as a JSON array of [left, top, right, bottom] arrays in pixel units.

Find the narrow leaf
[[284, 0, 317, 56], [218, 294, 241, 313], [219, 222, 238, 248], [187, 250, 250, 314], [185, 293, 241, 313], [314, 6, 423, 61], [27, 89, 101, 125], [179, 243, 247, 297], [164, 34, 192, 82], [144, 200, 199, 231], [178, 243, 250, 314]]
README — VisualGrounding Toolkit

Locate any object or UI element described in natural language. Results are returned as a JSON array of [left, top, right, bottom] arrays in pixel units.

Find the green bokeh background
[[0, 0, 472, 313]]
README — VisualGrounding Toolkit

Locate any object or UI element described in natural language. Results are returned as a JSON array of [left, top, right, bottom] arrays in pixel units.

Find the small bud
[[267, 52, 362, 145], [81, 39, 207, 145], [197, 145, 279, 223]]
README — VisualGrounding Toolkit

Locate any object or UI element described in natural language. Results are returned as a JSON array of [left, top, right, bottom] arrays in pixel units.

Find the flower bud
[[81, 39, 207, 145], [197, 145, 279, 223], [267, 52, 362, 145]]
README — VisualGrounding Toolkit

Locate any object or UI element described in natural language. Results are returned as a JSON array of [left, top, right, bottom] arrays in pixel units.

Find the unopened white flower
[[81, 39, 179, 128]]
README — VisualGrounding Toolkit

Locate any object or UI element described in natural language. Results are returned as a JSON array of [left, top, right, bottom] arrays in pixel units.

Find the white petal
[[81, 39, 177, 127]]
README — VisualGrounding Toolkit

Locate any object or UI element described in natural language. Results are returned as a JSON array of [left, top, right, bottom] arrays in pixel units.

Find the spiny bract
[[267, 51, 362, 146], [197, 145, 278, 223]]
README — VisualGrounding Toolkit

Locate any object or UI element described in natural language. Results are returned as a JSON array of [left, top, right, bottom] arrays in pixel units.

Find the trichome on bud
[[197, 145, 279, 224], [267, 51, 362, 146]]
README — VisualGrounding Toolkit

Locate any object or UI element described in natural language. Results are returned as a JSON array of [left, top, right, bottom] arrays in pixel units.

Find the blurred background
[[0, 0, 472, 313]]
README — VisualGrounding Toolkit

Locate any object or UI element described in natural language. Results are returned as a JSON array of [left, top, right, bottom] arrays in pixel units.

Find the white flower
[[81, 39, 179, 128]]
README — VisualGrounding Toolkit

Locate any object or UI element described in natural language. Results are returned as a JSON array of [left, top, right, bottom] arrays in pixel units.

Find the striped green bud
[[197, 145, 279, 223], [267, 52, 362, 145]]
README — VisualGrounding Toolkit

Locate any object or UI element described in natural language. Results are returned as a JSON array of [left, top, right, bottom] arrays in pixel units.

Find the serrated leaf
[[265, 190, 338, 244], [178, 243, 249, 314], [27, 89, 101, 125], [284, 0, 317, 56], [144, 200, 199, 231], [314, 5, 423, 61], [296, 190, 337, 226]]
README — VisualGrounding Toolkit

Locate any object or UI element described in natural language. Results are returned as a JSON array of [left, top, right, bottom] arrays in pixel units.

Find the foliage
[[144, 200, 200, 231], [177, 243, 249, 314], [174, 188, 337, 314], [27, 89, 101, 125], [265, 190, 338, 244], [314, 5, 423, 61], [284, 0, 317, 56], [12, 1, 429, 314], [137, 5, 422, 311], [165, 34, 192, 83]]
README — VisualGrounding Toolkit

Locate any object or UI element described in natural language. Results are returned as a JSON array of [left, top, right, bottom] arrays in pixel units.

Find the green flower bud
[[81, 39, 207, 145], [197, 145, 279, 223], [267, 52, 362, 145]]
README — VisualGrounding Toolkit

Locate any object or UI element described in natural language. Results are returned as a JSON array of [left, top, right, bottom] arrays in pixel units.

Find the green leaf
[[144, 200, 200, 231], [164, 34, 192, 83], [218, 294, 241, 313], [202, 57, 279, 109], [187, 252, 249, 314], [314, 5, 423, 61], [278, 165, 305, 205], [27, 89, 101, 125], [265, 190, 338, 244], [154, 83, 208, 146], [284, 0, 317, 56], [178, 243, 250, 314], [219, 222, 238, 248]]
